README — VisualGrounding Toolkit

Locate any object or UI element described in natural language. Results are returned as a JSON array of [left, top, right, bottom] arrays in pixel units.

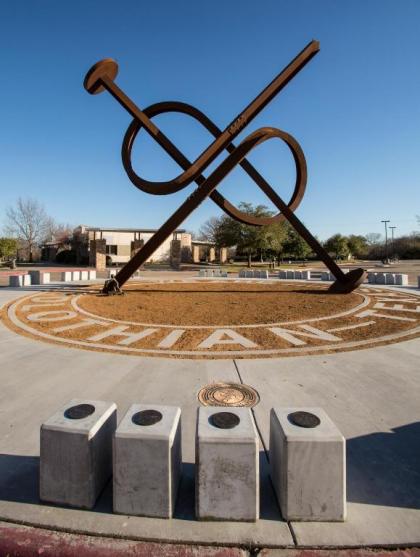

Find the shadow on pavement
[[0, 453, 284, 521], [0, 454, 39, 504], [4, 423, 418, 517], [347, 421, 420, 509]]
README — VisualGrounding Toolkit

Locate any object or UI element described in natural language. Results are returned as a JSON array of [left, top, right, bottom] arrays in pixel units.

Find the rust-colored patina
[[84, 41, 367, 294]]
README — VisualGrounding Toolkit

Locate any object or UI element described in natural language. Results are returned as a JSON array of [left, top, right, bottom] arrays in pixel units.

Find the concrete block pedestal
[[196, 407, 259, 522], [385, 273, 395, 285], [395, 273, 409, 286], [376, 273, 386, 284], [113, 404, 182, 518], [270, 407, 346, 522], [9, 274, 31, 287], [367, 272, 376, 284], [29, 271, 50, 285], [40, 399, 117, 509]]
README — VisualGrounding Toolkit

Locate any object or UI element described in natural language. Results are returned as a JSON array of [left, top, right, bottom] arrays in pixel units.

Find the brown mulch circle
[[76, 281, 362, 326]]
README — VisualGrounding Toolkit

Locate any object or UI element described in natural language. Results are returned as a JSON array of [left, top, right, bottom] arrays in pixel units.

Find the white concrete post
[[395, 274, 409, 286], [385, 273, 395, 285], [71, 271, 80, 281], [9, 275, 23, 287], [40, 399, 117, 509], [88, 269, 97, 280], [270, 407, 346, 521], [375, 273, 386, 284], [80, 270, 89, 280], [113, 404, 182, 518], [30, 271, 50, 285], [10, 274, 32, 287], [367, 272, 376, 284], [61, 271, 72, 282], [196, 407, 259, 522]]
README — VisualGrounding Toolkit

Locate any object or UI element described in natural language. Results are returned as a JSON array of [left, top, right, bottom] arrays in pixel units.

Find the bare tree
[[198, 216, 220, 243], [365, 232, 382, 245], [43, 217, 73, 244], [4, 198, 49, 262]]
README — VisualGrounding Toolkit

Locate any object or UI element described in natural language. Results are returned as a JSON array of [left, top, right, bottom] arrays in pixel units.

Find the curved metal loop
[[122, 101, 307, 227]]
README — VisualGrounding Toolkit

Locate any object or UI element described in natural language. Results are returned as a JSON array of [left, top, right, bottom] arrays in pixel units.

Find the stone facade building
[[73, 226, 192, 266]]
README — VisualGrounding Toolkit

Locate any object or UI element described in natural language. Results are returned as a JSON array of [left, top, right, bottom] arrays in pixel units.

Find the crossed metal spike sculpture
[[84, 40, 367, 294]]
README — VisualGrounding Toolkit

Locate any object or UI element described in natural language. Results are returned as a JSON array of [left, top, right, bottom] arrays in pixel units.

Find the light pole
[[389, 226, 396, 258], [381, 220, 390, 262]]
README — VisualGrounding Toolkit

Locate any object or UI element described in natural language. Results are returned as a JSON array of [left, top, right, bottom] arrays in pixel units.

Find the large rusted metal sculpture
[[84, 40, 367, 294]]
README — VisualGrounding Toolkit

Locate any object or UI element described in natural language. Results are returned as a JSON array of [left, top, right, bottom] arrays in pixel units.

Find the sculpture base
[[329, 268, 368, 294]]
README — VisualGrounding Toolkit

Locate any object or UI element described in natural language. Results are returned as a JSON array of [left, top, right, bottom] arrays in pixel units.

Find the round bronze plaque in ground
[[198, 382, 260, 407], [64, 403, 95, 420]]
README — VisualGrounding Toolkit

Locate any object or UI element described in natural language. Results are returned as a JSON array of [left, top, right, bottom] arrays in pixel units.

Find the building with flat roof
[[73, 225, 192, 265]]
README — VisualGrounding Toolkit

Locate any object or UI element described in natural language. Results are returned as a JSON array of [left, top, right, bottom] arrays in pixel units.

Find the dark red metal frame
[[84, 41, 366, 294]]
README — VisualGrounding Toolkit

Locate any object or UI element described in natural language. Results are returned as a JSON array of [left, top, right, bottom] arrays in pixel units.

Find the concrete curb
[[1, 521, 419, 557], [0, 521, 247, 556], [261, 550, 420, 557]]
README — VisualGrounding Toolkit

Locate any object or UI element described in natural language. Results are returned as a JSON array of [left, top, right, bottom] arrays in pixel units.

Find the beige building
[[73, 226, 192, 265]]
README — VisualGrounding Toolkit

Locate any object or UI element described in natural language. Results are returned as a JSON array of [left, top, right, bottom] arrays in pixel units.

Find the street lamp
[[389, 226, 396, 258], [381, 220, 390, 262]]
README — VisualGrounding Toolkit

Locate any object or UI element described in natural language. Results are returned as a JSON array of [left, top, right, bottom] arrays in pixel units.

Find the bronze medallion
[[198, 382, 260, 407]]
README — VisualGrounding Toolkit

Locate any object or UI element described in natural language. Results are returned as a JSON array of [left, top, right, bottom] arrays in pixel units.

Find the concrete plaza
[[0, 282, 419, 553]]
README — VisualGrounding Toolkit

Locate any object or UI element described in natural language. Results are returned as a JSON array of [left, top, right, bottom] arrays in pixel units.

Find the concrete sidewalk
[[0, 287, 419, 550]]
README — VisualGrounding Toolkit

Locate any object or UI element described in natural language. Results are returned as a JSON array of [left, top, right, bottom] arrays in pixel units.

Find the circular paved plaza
[[3, 279, 420, 358], [0, 276, 419, 553]]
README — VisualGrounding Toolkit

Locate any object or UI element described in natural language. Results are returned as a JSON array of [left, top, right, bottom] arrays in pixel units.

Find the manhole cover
[[198, 382, 260, 407]]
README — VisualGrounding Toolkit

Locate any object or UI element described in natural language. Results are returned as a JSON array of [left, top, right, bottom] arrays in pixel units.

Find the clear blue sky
[[1, 0, 419, 240]]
